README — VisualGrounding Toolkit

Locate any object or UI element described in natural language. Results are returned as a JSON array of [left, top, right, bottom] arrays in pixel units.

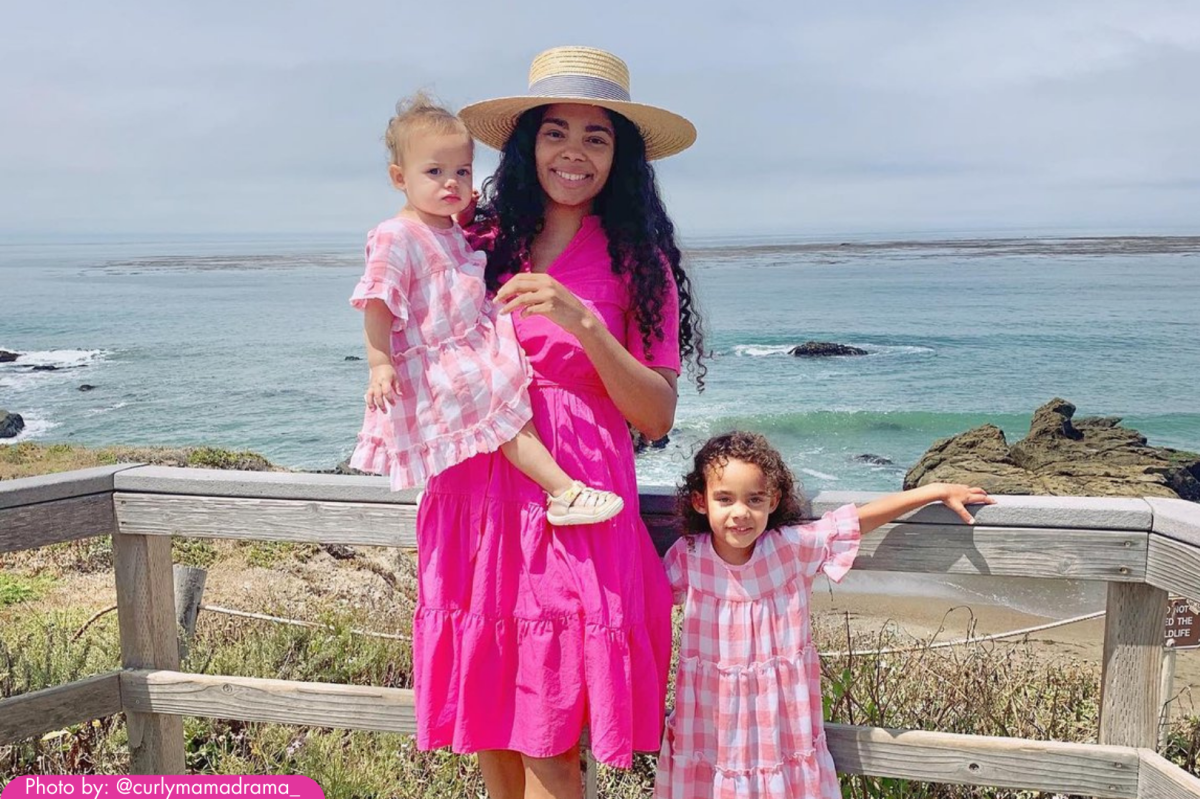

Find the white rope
[[199, 604, 411, 641], [820, 610, 1107, 658]]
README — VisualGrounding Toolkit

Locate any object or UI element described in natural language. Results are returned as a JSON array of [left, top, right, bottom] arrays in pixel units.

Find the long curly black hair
[[677, 431, 808, 534], [475, 105, 706, 389]]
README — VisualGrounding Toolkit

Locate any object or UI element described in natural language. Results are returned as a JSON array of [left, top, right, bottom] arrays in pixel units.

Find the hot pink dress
[[412, 216, 678, 768], [655, 506, 861, 799], [348, 217, 532, 490]]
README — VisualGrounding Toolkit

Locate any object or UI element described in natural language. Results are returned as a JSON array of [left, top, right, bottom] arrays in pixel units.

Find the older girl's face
[[534, 103, 615, 211]]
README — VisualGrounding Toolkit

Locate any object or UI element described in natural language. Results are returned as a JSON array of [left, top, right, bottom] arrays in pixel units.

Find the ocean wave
[[84, 401, 129, 416], [799, 467, 839, 482], [0, 348, 110, 369]]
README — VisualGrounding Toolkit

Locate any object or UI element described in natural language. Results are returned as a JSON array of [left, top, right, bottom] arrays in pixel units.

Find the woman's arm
[[495, 273, 679, 438], [575, 315, 678, 438]]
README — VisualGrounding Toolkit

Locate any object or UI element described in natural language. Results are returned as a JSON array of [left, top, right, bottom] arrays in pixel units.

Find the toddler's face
[[391, 132, 474, 226], [693, 458, 780, 566]]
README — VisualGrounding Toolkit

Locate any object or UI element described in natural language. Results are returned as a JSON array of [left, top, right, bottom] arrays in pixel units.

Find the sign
[[1164, 597, 1200, 649]]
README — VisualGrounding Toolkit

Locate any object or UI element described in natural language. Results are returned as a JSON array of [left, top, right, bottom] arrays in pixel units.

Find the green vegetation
[[0, 573, 56, 606]]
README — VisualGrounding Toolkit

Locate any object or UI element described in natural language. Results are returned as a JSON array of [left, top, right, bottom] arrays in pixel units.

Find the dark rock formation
[[0, 350, 19, 363], [0, 410, 26, 438], [344, 356, 363, 361], [853, 454, 895, 466], [905, 398, 1200, 500], [78, 384, 97, 392], [788, 341, 868, 357]]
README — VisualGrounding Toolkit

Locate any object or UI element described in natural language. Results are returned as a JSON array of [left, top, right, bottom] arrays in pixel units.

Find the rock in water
[[0, 350, 19, 363], [0, 410, 26, 438], [905, 397, 1200, 500], [788, 341, 868, 357], [852, 454, 895, 466]]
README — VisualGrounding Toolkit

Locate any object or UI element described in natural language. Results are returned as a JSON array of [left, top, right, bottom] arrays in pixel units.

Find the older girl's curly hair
[[677, 431, 807, 534]]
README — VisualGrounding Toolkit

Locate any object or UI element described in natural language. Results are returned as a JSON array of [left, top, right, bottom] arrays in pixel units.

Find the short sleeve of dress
[[782, 504, 862, 583], [626, 255, 681, 374], [662, 537, 689, 605], [350, 226, 411, 327]]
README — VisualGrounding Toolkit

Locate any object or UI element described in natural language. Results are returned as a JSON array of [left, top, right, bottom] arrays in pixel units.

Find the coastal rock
[[0, 410, 26, 439], [0, 350, 19, 363], [853, 454, 895, 466], [31, 365, 58, 372], [344, 356, 363, 361], [78, 384, 96, 392], [905, 398, 1200, 500], [788, 341, 868, 357]]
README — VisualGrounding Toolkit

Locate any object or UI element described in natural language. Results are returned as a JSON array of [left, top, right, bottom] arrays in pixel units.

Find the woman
[[413, 46, 705, 799]]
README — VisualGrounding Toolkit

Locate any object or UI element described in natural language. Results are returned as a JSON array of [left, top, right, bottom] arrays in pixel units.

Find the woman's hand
[[495, 273, 595, 336], [365, 364, 401, 412]]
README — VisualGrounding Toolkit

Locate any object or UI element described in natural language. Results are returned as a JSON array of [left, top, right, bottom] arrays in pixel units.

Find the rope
[[72, 601, 1104, 654], [200, 604, 411, 641], [819, 610, 1107, 658]]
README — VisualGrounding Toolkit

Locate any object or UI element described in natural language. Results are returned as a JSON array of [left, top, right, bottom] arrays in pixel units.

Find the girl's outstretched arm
[[857, 483, 994, 535]]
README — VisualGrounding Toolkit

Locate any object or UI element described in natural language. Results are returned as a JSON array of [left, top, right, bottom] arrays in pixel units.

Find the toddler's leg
[[499, 422, 624, 526]]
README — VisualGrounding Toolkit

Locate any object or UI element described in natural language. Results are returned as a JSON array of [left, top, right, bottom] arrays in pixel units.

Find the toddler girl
[[349, 94, 623, 525], [655, 431, 992, 799]]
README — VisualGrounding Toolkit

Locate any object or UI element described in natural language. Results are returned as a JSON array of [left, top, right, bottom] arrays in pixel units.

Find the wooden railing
[[2, 464, 1200, 798]]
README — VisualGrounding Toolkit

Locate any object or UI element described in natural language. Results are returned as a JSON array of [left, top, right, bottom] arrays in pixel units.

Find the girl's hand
[[455, 190, 479, 227], [936, 483, 995, 524], [365, 364, 401, 412], [495, 273, 595, 336]]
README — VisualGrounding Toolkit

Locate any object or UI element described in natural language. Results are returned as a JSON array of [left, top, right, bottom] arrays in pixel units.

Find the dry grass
[[0, 442, 278, 481]]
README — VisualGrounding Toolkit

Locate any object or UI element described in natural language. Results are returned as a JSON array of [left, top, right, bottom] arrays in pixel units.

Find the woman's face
[[534, 103, 615, 212]]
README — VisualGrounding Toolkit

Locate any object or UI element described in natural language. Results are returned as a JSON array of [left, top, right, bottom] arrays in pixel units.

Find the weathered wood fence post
[[172, 564, 207, 660], [1098, 582, 1169, 747], [114, 532, 186, 773]]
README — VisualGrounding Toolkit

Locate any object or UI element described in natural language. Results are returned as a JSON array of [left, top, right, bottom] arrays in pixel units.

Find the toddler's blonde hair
[[384, 91, 472, 166]]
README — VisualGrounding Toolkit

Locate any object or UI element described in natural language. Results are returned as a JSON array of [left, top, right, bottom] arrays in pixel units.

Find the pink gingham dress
[[654, 505, 861, 799], [348, 216, 531, 490]]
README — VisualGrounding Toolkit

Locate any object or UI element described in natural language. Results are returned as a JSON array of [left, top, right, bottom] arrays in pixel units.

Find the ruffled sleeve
[[350, 225, 412, 327], [663, 537, 690, 605], [782, 504, 862, 583], [625, 252, 681, 373]]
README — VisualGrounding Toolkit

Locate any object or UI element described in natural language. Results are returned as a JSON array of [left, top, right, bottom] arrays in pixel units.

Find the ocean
[[3, 232, 1198, 618]]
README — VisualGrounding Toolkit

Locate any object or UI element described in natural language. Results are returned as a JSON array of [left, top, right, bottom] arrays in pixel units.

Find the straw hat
[[459, 46, 696, 161]]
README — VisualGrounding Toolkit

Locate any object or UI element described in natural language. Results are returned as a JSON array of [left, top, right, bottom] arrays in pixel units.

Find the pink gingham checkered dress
[[654, 505, 861, 799], [349, 217, 531, 490]]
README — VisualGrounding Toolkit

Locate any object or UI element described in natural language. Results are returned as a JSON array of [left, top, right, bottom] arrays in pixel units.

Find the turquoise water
[[3, 234, 1199, 499]]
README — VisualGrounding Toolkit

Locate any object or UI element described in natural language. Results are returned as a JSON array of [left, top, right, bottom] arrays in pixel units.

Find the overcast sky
[[3, 1, 1198, 240]]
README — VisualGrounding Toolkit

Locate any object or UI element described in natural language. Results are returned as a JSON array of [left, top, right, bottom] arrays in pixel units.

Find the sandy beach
[[816, 589, 1200, 719]]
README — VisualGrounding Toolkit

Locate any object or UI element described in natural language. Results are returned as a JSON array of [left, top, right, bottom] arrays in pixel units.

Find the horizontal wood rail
[[0, 465, 1197, 796]]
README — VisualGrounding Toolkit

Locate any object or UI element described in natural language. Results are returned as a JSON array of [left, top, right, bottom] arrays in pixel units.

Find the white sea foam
[[5, 348, 110, 369], [799, 467, 839, 481], [3, 413, 57, 441], [84, 401, 129, 416]]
